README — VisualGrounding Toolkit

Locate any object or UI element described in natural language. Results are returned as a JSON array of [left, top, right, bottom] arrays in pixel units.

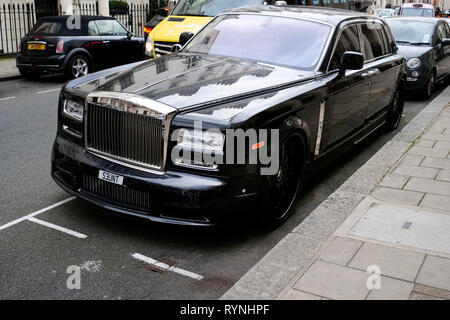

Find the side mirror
[[127, 31, 134, 40], [179, 31, 194, 47], [339, 51, 364, 77], [158, 8, 168, 16], [442, 38, 450, 46]]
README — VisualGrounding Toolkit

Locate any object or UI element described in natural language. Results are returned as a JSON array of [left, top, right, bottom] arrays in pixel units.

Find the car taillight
[[56, 40, 64, 54], [144, 27, 152, 34]]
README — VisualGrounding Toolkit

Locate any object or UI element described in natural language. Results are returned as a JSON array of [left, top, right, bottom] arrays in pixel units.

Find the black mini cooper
[[16, 15, 145, 79], [52, 6, 406, 227]]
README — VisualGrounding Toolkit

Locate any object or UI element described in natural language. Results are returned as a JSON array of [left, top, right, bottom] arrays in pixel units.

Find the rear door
[[327, 24, 370, 147], [361, 22, 398, 119]]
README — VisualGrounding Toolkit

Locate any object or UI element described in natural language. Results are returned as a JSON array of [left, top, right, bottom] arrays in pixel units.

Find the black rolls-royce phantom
[[51, 6, 406, 227]]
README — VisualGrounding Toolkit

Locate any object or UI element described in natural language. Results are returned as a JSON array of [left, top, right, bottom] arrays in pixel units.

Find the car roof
[[37, 15, 116, 22], [385, 16, 443, 24], [401, 3, 434, 9], [221, 5, 373, 26]]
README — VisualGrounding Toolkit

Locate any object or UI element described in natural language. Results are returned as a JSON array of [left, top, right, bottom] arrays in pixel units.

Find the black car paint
[[16, 15, 145, 76], [52, 7, 406, 226]]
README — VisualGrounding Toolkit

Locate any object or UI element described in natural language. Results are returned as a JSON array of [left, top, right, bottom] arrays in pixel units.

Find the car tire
[[421, 71, 435, 100], [19, 68, 42, 80], [385, 84, 404, 131], [257, 133, 306, 228], [66, 55, 90, 79]]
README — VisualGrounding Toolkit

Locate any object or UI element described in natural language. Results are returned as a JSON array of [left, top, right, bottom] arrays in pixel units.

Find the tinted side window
[[436, 23, 446, 44], [94, 19, 128, 36], [88, 21, 99, 36], [361, 23, 387, 60], [329, 25, 360, 71], [31, 21, 62, 34]]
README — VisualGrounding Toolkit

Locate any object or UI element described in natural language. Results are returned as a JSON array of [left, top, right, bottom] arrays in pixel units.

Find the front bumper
[[405, 67, 429, 91], [16, 53, 66, 72], [51, 136, 259, 226]]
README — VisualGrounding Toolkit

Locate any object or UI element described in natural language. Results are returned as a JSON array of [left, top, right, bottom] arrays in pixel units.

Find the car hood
[[396, 44, 433, 60], [71, 54, 314, 110], [149, 16, 213, 43]]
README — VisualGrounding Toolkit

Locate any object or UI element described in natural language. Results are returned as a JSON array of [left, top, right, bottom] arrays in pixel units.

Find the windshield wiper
[[177, 13, 209, 17], [409, 42, 430, 45], [396, 40, 410, 44]]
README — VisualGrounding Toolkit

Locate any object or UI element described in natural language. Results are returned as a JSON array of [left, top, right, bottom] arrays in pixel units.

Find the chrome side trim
[[314, 100, 326, 156], [62, 125, 82, 139]]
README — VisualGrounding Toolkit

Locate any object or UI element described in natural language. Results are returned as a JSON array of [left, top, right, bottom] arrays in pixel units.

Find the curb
[[0, 74, 21, 82], [221, 86, 450, 300]]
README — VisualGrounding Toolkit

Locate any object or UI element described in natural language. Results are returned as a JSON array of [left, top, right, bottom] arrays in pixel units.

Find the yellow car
[[146, 0, 268, 58]]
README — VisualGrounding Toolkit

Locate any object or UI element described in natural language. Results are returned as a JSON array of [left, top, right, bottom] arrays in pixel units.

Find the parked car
[[146, 0, 268, 58], [385, 17, 450, 98], [143, 6, 168, 43], [16, 15, 145, 79], [399, 3, 434, 17], [374, 8, 396, 18], [52, 6, 405, 227]]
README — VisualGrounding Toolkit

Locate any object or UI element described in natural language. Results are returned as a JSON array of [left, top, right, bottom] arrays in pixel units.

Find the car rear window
[[30, 21, 62, 34]]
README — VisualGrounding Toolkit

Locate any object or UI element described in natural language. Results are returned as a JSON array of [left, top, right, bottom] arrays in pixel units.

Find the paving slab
[[413, 284, 450, 299], [399, 154, 424, 166], [421, 157, 450, 169], [436, 169, 450, 182], [366, 276, 414, 300], [281, 289, 323, 300], [393, 165, 438, 179], [379, 174, 409, 189], [348, 243, 424, 282], [416, 256, 450, 292], [404, 177, 450, 196], [408, 146, 449, 158], [372, 187, 423, 206], [349, 203, 450, 256], [420, 193, 450, 211], [293, 260, 370, 300], [319, 237, 362, 266]]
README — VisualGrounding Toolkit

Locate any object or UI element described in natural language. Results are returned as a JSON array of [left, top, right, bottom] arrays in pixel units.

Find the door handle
[[361, 69, 380, 78], [103, 40, 110, 44]]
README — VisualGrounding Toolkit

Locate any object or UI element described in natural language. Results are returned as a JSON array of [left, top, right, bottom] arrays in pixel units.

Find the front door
[[326, 24, 370, 147]]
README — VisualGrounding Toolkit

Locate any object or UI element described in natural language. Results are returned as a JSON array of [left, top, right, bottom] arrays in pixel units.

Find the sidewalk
[[0, 56, 20, 81], [222, 87, 450, 300]]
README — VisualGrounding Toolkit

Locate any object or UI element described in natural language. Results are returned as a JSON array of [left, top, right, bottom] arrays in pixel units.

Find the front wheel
[[421, 71, 435, 100], [258, 134, 305, 227], [66, 55, 90, 79]]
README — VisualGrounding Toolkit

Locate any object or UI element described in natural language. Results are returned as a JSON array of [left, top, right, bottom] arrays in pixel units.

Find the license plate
[[98, 170, 124, 185], [27, 43, 45, 50]]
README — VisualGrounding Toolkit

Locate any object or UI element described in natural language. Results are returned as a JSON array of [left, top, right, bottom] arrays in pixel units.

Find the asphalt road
[[0, 75, 446, 299]]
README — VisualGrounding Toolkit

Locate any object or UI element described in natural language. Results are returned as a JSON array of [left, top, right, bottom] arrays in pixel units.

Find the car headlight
[[407, 58, 421, 69], [177, 128, 224, 151], [63, 99, 84, 121], [145, 35, 154, 57]]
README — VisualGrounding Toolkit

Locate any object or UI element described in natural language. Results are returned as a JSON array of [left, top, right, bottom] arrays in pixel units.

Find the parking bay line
[[131, 253, 204, 281], [36, 88, 60, 94], [27, 216, 87, 239], [0, 96, 15, 101], [0, 196, 76, 231]]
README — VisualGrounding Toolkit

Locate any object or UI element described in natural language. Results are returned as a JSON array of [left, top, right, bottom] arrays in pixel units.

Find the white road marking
[[27, 216, 87, 238], [131, 253, 204, 281], [0, 196, 76, 231], [0, 96, 15, 101], [36, 88, 60, 94]]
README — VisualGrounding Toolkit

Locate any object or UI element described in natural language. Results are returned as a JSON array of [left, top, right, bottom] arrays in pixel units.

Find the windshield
[[172, 0, 263, 17], [386, 19, 434, 44], [376, 9, 392, 16], [401, 8, 433, 17], [184, 14, 331, 70]]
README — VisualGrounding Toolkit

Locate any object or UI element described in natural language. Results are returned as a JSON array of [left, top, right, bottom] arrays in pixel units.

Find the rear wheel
[[258, 134, 305, 227], [66, 55, 90, 79]]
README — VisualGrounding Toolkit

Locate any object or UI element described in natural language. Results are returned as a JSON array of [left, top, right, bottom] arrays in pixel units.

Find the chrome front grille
[[85, 92, 177, 172], [154, 41, 177, 55], [82, 174, 151, 210]]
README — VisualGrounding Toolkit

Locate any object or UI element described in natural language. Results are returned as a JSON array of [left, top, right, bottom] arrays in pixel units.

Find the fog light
[[412, 71, 420, 77]]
